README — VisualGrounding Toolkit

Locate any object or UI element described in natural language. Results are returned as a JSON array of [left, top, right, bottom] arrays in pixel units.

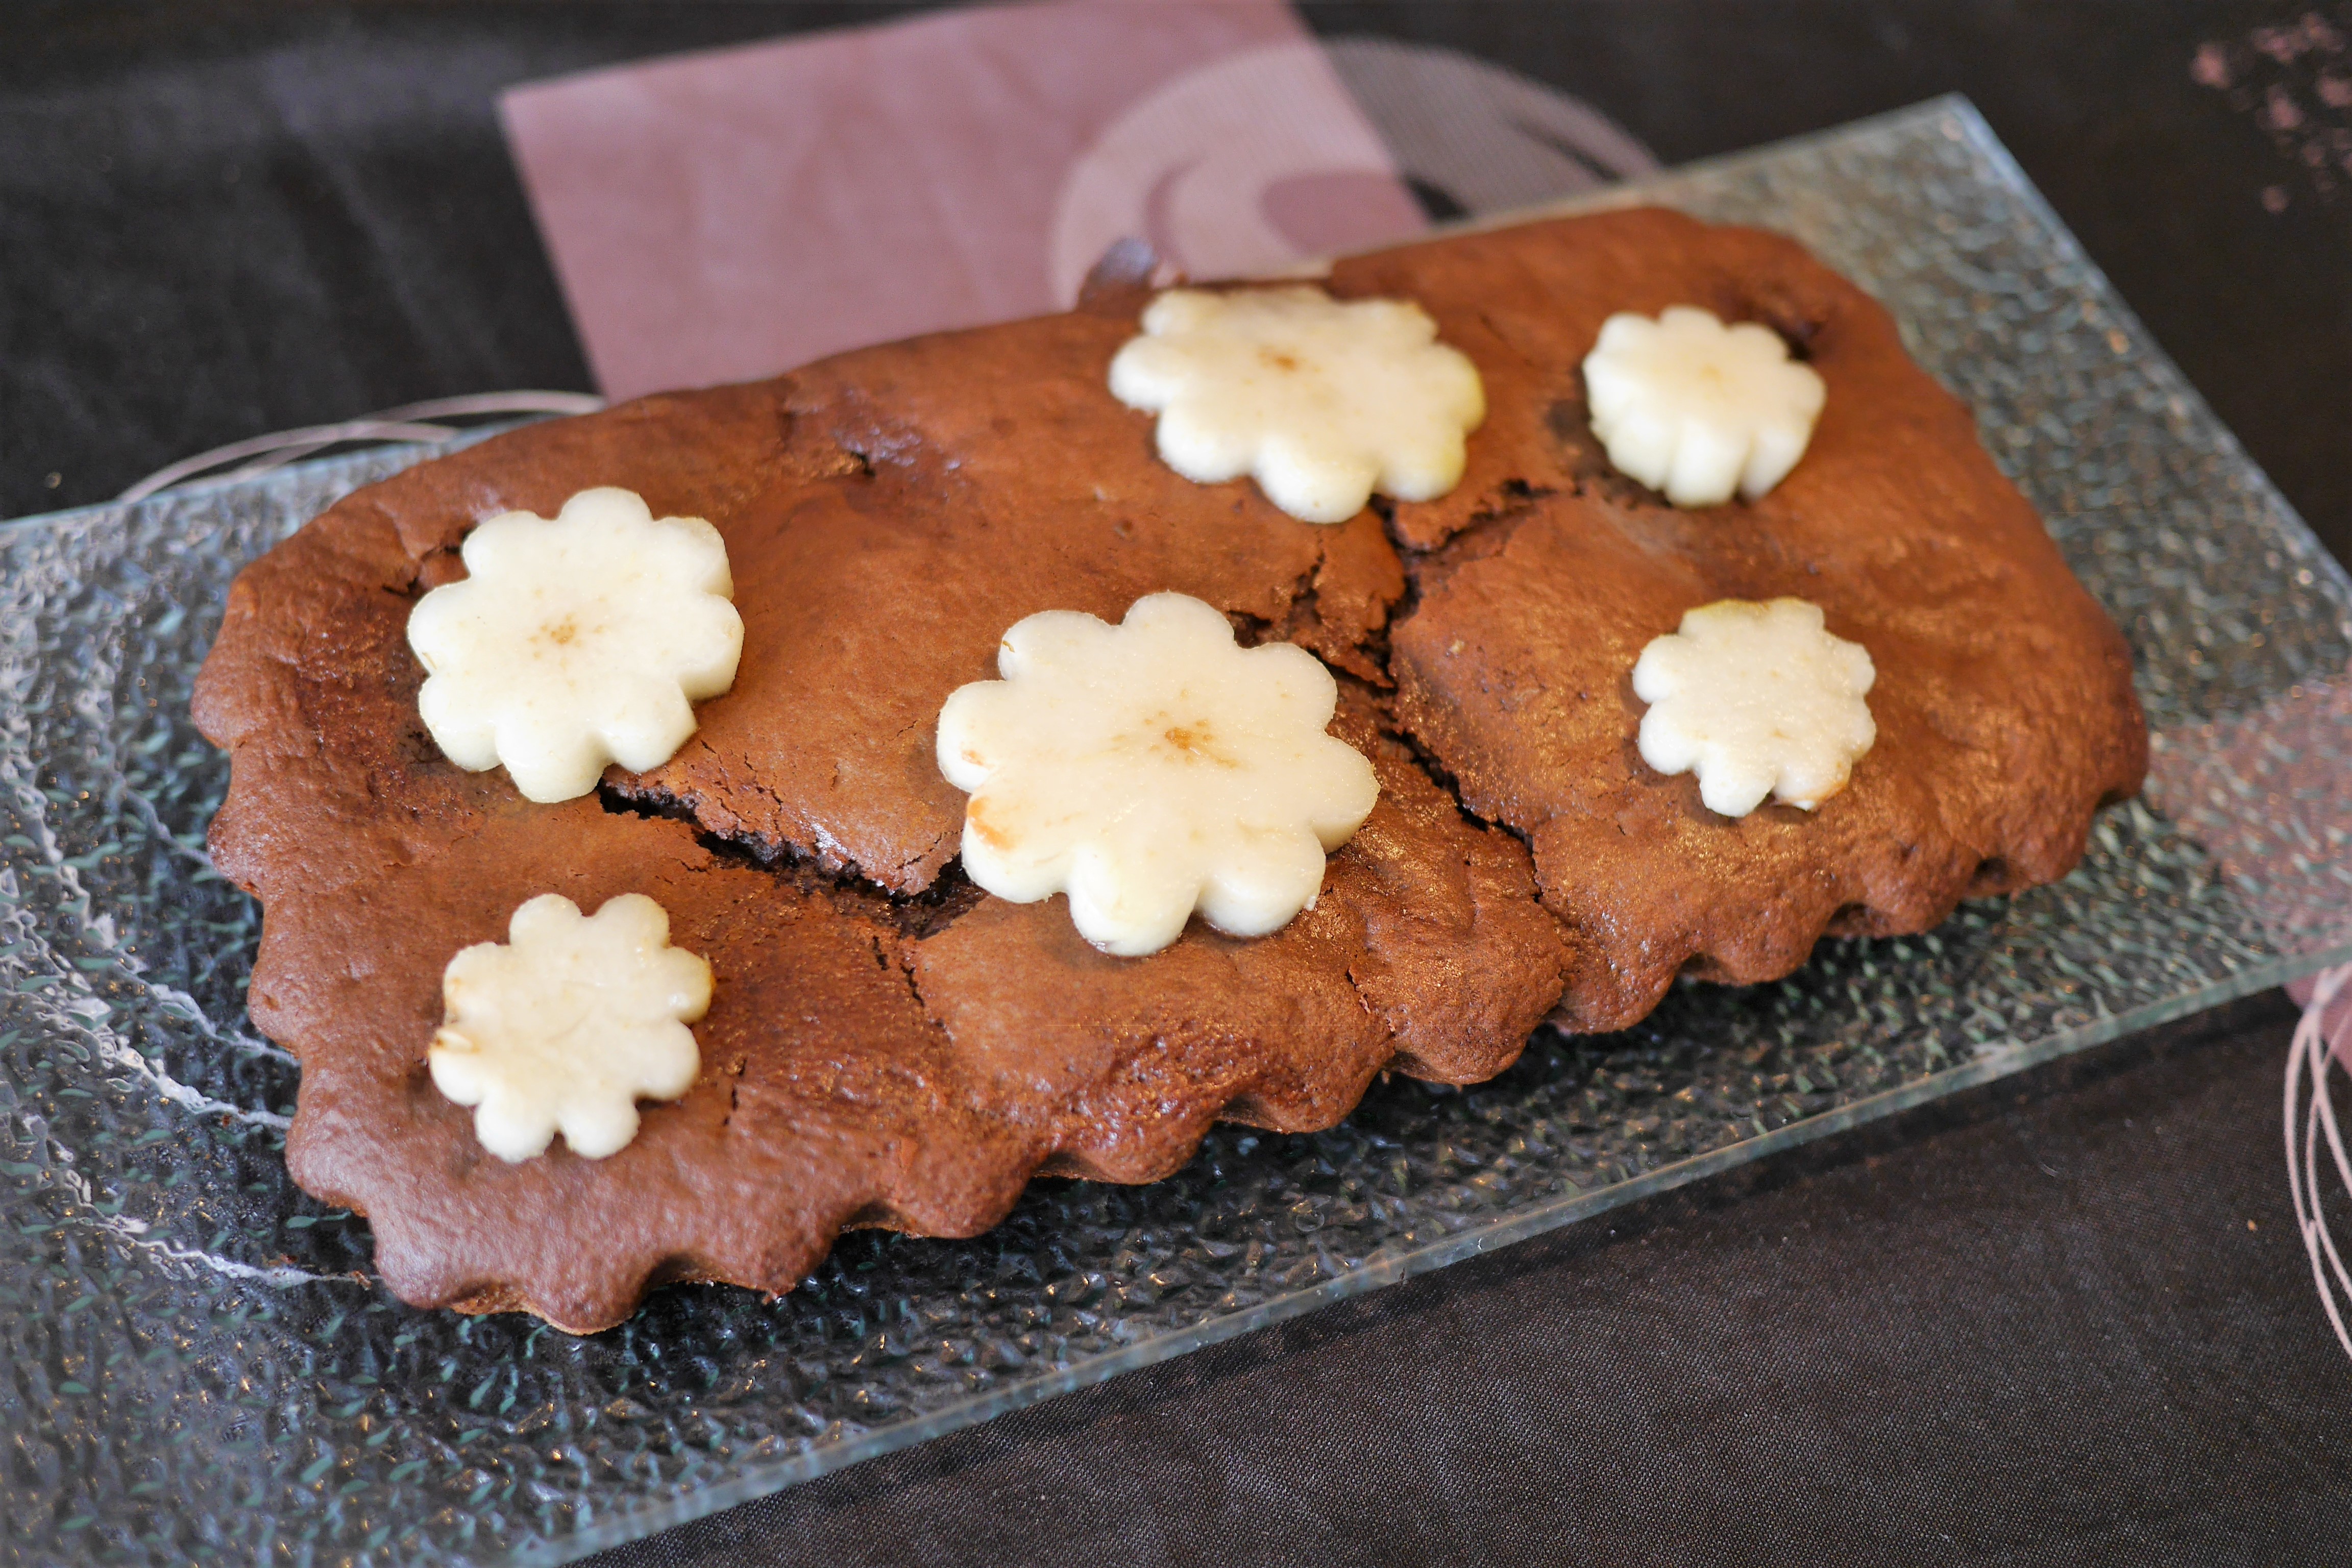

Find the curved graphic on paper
[[1050, 38, 1661, 305], [1048, 40, 1422, 305]]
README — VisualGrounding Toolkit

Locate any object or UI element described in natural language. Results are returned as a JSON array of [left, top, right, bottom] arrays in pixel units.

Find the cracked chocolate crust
[[191, 208, 2143, 1331]]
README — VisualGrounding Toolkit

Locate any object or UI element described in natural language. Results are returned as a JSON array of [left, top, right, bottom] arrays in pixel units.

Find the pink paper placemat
[[502, 0, 1426, 399]]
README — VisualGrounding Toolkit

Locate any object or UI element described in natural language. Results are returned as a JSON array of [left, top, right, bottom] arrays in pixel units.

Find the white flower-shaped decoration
[[1581, 306, 1827, 507], [428, 893, 711, 1162], [407, 486, 742, 803], [936, 592, 1379, 957], [1632, 598, 1877, 818], [1108, 285, 1486, 524]]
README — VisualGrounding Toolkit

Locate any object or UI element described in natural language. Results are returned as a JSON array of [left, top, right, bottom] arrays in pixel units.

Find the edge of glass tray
[[554, 960, 2352, 1565]]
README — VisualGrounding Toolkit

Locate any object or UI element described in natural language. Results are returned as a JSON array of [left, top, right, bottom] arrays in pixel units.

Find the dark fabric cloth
[[5, 5, 2349, 1562]]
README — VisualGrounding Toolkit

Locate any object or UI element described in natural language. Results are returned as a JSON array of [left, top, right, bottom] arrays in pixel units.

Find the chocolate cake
[[191, 207, 2146, 1332]]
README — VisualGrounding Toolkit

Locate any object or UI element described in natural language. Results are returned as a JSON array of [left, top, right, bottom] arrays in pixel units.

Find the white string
[[2285, 961, 2352, 1360], [116, 390, 605, 503]]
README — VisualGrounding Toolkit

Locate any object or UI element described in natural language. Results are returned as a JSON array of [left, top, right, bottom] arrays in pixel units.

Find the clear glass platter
[[5, 96, 2350, 1566]]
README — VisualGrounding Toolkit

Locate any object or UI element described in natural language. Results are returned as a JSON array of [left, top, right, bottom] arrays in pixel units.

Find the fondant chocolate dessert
[[192, 207, 2146, 1332]]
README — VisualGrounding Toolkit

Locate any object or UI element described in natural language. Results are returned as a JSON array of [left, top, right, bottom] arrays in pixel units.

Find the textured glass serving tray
[[7, 97, 2352, 1566]]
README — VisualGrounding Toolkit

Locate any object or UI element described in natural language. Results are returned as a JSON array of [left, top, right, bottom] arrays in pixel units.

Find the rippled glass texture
[[5, 99, 2350, 1565]]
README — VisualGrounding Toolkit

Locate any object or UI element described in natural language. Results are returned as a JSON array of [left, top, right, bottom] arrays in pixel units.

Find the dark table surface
[[7, 4, 2349, 1564]]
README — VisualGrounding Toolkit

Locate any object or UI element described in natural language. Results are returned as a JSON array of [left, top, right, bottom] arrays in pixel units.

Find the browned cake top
[[192, 207, 2144, 1331]]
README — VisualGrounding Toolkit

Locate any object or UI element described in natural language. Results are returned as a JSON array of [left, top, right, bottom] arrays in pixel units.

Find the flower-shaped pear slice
[[1109, 285, 1486, 524], [1582, 305, 1827, 507], [407, 486, 743, 803], [427, 893, 711, 1162], [1632, 598, 1877, 818], [937, 592, 1379, 956]]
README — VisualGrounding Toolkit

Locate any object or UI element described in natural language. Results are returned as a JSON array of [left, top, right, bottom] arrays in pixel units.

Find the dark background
[[5, 4, 2348, 1563]]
